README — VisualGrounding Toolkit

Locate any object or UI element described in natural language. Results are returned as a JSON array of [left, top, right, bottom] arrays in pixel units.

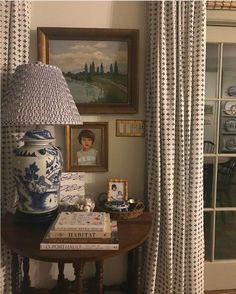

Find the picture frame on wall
[[65, 122, 108, 172], [107, 179, 128, 201], [37, 27, 139, 114], [116, 119, 145, 137]]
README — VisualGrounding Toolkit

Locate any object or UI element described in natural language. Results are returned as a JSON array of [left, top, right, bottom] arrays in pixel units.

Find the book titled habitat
[[49, 40, 128, 105]]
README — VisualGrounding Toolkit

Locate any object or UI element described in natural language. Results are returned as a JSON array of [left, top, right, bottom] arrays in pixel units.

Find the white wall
[[30, 1, 147, 288]]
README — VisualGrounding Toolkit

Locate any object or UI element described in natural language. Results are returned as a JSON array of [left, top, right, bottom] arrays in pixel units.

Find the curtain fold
[[1, 1, 31, 293], [143, 1, 206, 293]]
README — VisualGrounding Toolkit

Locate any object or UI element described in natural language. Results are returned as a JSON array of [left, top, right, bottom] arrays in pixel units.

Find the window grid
[[205, 42, 236, 262]]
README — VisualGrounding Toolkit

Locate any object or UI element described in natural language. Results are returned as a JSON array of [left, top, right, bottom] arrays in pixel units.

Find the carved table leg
[[95, 261, 104, 294], [73, 261, 84, 294], [127, 246, 143, 294], [135, 246, 142, 293], [58, 262, 65, 283], [21, 257, 31, 293], [57, 262, 68, 293], [11, 252, 20, 294], [51, 262, 68, 294]]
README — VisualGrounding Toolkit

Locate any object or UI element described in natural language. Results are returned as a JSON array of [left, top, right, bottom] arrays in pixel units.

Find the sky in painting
[[49, 40, 128, 74]]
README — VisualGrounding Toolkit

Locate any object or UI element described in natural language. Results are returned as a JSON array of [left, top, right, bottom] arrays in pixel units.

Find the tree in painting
[[50, 40, 128, 104]]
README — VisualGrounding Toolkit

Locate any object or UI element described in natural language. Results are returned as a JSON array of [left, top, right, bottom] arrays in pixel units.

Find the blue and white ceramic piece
[[227, 86, 236, 97], [105, 200, 129, 212], [13, 129, 63, 215], [224, 119, 236, 132]]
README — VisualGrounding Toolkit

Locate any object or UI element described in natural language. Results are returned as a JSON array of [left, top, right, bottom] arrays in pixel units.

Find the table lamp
[[2, 63, 82, 222]]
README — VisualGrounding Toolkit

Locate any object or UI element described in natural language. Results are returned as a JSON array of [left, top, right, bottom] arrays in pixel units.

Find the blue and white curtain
[[143, 1, 206, 293], [1, 1, 31, 292]]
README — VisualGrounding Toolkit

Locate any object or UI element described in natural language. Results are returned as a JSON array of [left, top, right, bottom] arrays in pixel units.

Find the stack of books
[[40, 211, 119, 250]]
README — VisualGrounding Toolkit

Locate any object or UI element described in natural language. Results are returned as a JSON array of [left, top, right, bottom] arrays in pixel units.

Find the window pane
[[222, 44, 236, 98], [204, 101, 218, 149], [206, 44, 219, 98], [216, 157, 236, 207], [204, 157, 215, 208], [204, 211, 213, 261], [215, 211, 236, 259]]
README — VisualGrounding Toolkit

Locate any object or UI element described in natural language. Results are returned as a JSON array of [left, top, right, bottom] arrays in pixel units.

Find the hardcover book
[[54, 212, 109, 231], [40, 221, 119, 250], [49, 218, 112, 238]]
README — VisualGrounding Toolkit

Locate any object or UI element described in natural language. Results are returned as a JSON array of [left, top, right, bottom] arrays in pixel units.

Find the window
[[204, 42, 236, 261]]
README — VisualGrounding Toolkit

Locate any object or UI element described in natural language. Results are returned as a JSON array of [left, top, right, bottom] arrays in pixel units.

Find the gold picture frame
[[65, 122, 108, 172], [37, 27, 139, 114], [116, 119, 145, 137], [107, 179, 128, 201]]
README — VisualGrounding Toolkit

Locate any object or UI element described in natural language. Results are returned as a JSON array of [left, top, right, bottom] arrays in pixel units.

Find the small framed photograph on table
[[107, 179, 128, 201]]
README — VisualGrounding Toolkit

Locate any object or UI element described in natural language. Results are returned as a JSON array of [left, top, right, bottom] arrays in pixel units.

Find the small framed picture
[[116, 119, 145, 137], [65, 122, 108, 172], [204, 104, 214, 116], [107, 179, 128, 201]]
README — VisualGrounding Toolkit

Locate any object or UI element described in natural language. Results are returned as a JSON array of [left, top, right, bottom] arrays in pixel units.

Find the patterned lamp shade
[[1, 62, 82, 126]]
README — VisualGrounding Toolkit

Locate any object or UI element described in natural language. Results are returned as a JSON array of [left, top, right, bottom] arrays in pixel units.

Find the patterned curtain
[[1, 1, 31, 293], [143, 1, 206, 293]]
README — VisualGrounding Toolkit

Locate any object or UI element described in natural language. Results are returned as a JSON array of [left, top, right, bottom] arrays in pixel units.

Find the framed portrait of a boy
[[107, 179, 128, 201], [65, 122, 108, 172]]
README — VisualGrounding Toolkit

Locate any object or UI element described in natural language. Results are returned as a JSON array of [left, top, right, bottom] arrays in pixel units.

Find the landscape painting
[[49, 40, 128, 105], [37, 27, 139, 113]]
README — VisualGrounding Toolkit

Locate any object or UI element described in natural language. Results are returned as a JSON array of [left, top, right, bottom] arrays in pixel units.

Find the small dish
[[225, 137, 236, 151], [222, 136, 236, 152], [224, 101, 236, 116], [227, 86, 236, 97], [104, 200, 129, 212], [224, 119, 236, 132]]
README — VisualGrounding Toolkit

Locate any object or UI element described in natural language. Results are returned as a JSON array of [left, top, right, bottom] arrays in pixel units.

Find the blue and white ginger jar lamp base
[[13, 130, 63, 222]]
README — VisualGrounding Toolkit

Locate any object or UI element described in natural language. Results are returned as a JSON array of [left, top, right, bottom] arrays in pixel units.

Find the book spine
[[49, 230, 111, 238], [40, 243, 119, 250], [53, 226, 105, 231], [44, 237, 113, 243]]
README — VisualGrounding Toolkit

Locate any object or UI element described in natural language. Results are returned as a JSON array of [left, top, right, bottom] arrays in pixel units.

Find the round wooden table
[[2, 212, 152, 294]]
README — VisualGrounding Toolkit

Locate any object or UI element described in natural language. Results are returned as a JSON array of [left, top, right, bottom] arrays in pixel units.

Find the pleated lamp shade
[[2, 62, 82, 126]]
